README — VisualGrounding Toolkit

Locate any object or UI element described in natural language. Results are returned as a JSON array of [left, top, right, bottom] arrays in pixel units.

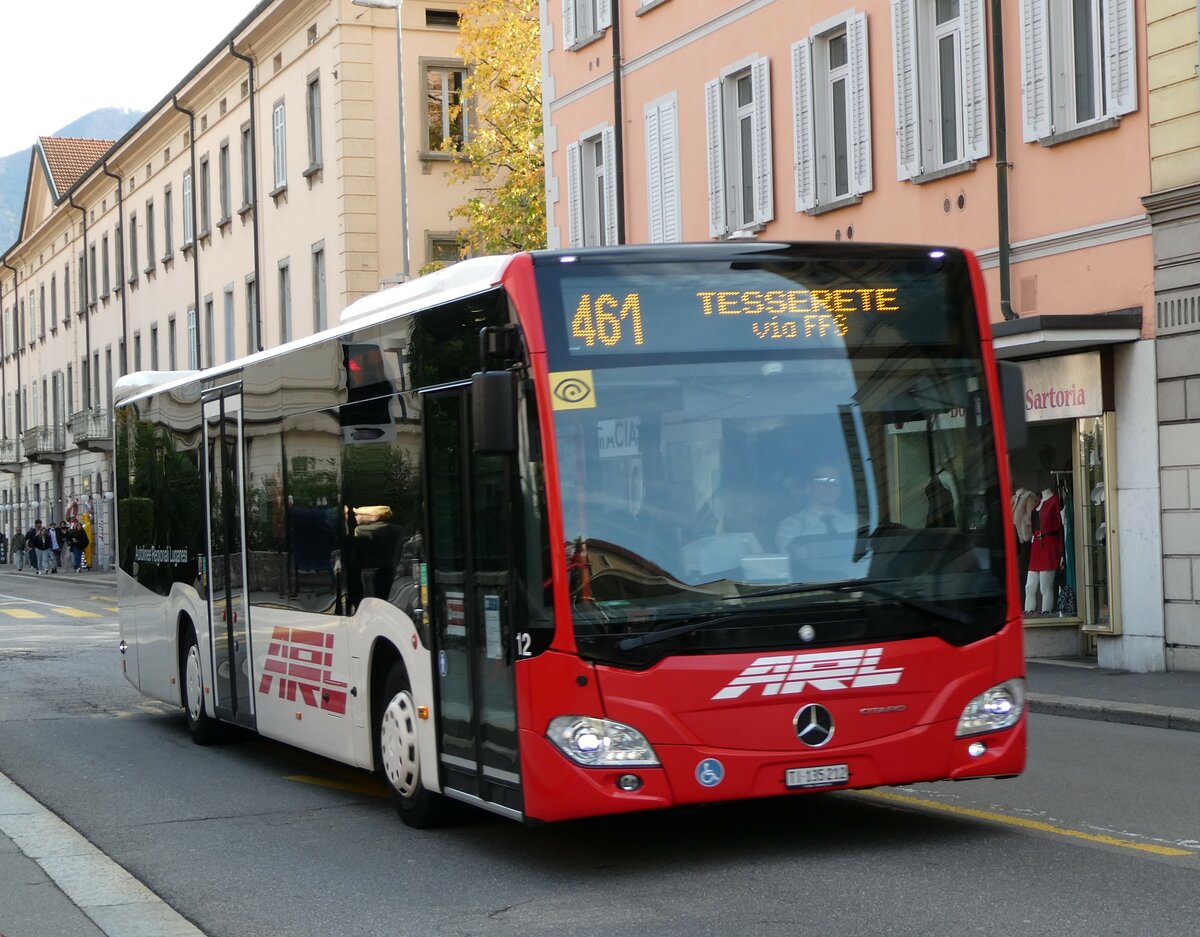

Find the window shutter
[[566, 141, 583, 247], [659, 98, 682, 242], [791, 39, 816, 212], [962, 0, 990, 161], [645, 103, 664, 242], [563, 0, 577, 49], [602, 126, 619, 246], [597, 0, 612, 31], [705, 78, 727, 238], [891, 0, 920, 180], [1019, 0, 1051, 142], [751, 57, 774, 225], [847, 13, 873, 196], [1104, 0, 1137, 117]]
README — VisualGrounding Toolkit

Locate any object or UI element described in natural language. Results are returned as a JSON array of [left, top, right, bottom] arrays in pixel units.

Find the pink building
[[543, 0, 1171, 670]]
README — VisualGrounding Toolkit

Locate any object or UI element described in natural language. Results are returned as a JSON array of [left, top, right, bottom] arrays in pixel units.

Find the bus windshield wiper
[[725, 577, 976, 626], [616, 611, 752, 652]]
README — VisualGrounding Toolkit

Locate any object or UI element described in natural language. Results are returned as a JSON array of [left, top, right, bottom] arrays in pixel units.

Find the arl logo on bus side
[[711, 648, 903, 700], [259, 626, 349, 715]]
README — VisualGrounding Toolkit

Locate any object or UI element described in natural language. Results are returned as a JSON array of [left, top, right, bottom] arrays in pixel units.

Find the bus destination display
[[556, 266, 948, 355]]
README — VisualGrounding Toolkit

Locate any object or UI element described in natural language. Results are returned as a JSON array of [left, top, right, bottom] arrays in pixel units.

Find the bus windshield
[[535, 248, 1007, 665]]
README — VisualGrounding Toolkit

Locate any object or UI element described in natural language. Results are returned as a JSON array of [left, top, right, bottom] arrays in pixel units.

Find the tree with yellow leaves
[[439, 0, 546, 262]]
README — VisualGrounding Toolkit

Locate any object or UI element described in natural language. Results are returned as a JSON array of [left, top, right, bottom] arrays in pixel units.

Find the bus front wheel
[[183, 629, 221, 745], [379, 663, 452, 828]]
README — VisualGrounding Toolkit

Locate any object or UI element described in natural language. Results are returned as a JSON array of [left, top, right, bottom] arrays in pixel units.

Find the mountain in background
[[0, 107, 144, 251]]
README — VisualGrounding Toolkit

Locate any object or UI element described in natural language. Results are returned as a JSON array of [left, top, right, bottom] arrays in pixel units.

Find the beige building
[[1144, 0, 1200, 672], [542, 0, 1186, 669], [0, 0, 472, 565]]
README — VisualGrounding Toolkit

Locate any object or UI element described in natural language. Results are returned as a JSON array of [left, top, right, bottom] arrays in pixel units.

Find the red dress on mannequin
[[1029, 493, 1063, 572]]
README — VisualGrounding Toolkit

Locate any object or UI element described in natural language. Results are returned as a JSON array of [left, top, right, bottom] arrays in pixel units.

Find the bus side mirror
[[997, 362, 1027, 450], [472, 370, 518, 454]]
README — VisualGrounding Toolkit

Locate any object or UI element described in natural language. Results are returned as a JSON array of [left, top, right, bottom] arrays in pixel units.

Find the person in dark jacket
[[68, 521, 90, 572]]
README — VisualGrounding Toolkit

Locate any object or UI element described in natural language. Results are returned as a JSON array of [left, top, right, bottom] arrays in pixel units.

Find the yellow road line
[[286, 774, 388, 798], [0, 609, 44, 619], [856, 789, 1195, 857], [55, 608, 101, 618]]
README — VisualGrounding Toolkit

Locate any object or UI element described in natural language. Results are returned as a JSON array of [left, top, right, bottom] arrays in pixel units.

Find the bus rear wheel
[[183, 629, 221, 745], [379, 663, 452, 828]]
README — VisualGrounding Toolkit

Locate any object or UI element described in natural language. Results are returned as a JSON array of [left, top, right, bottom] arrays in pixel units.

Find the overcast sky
[[0, 0, 260, 156]]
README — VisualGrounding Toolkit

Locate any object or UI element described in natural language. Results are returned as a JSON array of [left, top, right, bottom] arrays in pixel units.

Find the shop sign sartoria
[[1016, 352, 1103, 423]]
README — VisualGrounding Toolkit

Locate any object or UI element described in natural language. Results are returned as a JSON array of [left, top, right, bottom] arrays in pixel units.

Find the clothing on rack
[[1029, 492, 1064, 572]]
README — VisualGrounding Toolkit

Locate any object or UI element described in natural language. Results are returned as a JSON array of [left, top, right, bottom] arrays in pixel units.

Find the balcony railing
[[22, 426, 66, 463], [0, 438, 20, 472], [68, 408, 114, 452]]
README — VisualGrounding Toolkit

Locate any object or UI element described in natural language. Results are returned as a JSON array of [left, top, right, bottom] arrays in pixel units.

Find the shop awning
[[990, 309, 1143, 360]]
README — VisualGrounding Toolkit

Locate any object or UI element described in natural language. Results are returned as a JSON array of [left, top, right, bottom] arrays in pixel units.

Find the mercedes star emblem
[[793, 703, 835, 747]]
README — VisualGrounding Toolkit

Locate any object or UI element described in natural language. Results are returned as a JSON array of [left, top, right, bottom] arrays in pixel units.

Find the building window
[[113, 230, 122, 289], [427, 234, 461, 267], [423, 62, 469, 153], [241, 124, 254, 209], [705, 56, 774, 237], [278, 260, 292, 343], [133, 332, 142, 371], [182, 171, 194, 245], [199, 156, 212, 235], [792, 13, 873, 211], [51, 273, 58, 324], [272, 101, 287, 191], [39, 286, 45, 337], [223, 286, 236, 362], [188, 307, 199, 369], [892, 0, 988, 180], [219, 141, 232, 222], [150, 324, 159, 370], [312, 243, 326, 332], [246, 276, 259, 353], [306, 74, 323, 168], [565, 126, 616, 247], [643, 93, 681, 242], [563, 0, 612, 49], [63, 265, 71, 325], [1019, 0, 1136, 143], [146, 199, 157, 272], [163, 185, 174, 258], [89, 245, 98, 302], [204, 297, 215, 368], [168, 317, 177, 370], [101, 235, 111, 297], [128, 215, 139, 284]]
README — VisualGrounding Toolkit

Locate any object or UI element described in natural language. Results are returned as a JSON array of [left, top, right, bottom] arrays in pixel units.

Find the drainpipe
[[230, 39, 264, 351], [1, 258, 21, 533], [171, 96, 204, 366], [991, 0, 1017, 320], [67, 195, 95, 398], [610, 1, 626, 244], [100, 162, 129, 389]]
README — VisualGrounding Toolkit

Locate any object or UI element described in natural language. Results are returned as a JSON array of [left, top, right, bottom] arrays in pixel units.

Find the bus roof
[[338, 254, 514, 324]]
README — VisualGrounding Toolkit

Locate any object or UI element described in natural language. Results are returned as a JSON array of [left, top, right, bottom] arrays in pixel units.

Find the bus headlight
[[547, 716, 660, 767], [956, 679, 1025, 737]]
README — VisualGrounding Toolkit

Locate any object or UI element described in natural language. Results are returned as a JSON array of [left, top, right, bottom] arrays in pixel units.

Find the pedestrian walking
[[11, 529, 25, 571], [68, 521, 89, 572], [48, 523, 60, 573], [26, 524, 39, 572], [32, 521, 53, 575]]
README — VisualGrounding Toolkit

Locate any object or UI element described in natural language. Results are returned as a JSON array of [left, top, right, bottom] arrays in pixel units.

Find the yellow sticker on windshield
[[548, 370, 597, 410]]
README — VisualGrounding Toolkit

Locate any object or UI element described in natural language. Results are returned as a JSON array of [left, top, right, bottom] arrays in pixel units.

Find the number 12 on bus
[[115, 243, 1028, 828]]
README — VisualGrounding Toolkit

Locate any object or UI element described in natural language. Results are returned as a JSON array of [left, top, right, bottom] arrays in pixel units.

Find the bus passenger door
[[202, 388, 256, 730], [424, 387, 522, 818]]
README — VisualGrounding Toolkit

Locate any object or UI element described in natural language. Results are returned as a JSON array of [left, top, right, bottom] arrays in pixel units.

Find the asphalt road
[[1, 575, 1197, 937]]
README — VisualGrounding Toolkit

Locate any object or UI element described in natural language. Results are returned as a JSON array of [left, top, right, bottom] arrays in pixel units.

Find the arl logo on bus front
[[258, 627, 348, 715], [712, 648, 903, 700]]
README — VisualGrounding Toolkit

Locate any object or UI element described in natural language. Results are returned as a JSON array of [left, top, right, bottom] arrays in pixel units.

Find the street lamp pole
[[352, 0, 411, 282]]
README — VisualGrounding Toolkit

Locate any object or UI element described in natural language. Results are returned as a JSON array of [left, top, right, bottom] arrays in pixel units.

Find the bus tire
[[183, 629, 221, 745], [379, 663, 452, 828]]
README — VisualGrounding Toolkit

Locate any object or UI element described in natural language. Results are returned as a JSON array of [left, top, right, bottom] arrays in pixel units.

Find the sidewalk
[[1026, 658, 1200, 732]]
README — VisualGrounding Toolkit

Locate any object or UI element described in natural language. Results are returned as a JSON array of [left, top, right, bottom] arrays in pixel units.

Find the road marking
[[0, 591, 90, 610], [54, 607, 101, 618], [856, 790, 1196, 857], [286, 774, 388, 798], [0, 608, 45, 619]]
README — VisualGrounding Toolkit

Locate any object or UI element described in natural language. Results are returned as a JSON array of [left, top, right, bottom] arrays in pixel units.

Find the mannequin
[[1025, 485, 1064, 614]]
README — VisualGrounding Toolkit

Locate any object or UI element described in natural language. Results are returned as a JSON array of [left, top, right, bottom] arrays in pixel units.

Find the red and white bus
[[115, 242, 1027, 827]]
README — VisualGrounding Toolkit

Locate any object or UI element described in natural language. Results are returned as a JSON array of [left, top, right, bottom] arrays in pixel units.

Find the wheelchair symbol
[[695, 758, 725, 788]]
